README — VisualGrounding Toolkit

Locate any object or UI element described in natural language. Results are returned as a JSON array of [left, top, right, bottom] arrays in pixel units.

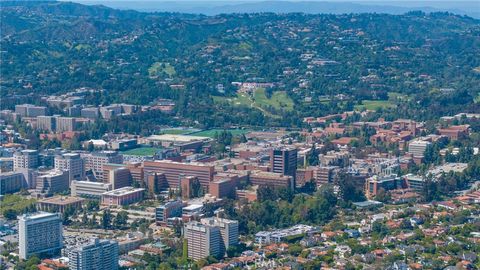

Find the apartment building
[[68, 238, 119, 270], [201, 217, 239, 256], [18, 212, 63, 259], [14, 150, 39, 170], [184, 221, 222, 260], [55, 153, 85, 182]]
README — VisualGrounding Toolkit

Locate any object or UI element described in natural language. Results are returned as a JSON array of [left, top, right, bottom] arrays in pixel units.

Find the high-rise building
[[408, 140, 431, 158], [83, 151, 123, 181], [0, 171, 27, 195], [56, 117, 77, 132], [143, 160, 214, 190], [18, 212, 63, 260], [270, 147, 298, 183], [103, 166, 131, 190], [201, 217, 239, 255], [36, 116, 57, 132], [55, 153, 85, 182], [184, 221, 222, 260], [155, 200, 183, 224], [15, 104, 48, 117], [14, 150, 39, 170], [68, 238, 119, 270], [36, 170, 70, 195]]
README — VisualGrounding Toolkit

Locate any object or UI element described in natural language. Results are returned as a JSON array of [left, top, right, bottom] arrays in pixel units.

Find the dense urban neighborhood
[[1, 1, 480, 270]]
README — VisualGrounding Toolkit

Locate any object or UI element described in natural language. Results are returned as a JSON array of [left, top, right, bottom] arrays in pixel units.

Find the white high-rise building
[[55, 153, 85, 182], [68, 238, 119, 270], [13, 150, 39, 170], [201, 217, 239, 255], [18, 212, 63, 260], [83, 151, 123, 181], [184, 221, 222, 260]]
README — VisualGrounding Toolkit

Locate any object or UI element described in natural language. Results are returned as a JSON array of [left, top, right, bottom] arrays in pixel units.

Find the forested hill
[[1, 1, 479, 127]]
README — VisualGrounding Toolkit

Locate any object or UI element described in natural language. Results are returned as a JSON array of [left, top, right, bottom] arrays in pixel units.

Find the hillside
[[1, 1, 479, 127]]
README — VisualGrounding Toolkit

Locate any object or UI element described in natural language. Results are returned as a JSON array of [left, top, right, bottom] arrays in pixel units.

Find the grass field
[[213, 88, 294, 116], [160, 128, 199, 135], [0, 194, 36, 216], [253, 88, 294, 111], [148, 62, 176, 77], [190, 129, 250, 138], [121, 147, 159, 156], [354, 100, 396, 111]]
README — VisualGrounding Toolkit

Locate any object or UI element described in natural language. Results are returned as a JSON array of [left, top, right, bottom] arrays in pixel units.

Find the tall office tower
[[143, 160, 214, 190], [201, 217, 239, 255], [83, 151, 123, 181], [55, 153, 85, 182], [36, 116, 57, 132], [184, 221, 222, 260], [18, 212, 63, 260], [13, 150, 39, 170], [270, 147, 298, 182], [105, 167, 131, 189], [36, 170, 70, 195], [56, 117, 77, 132], [15, 104, 48, 117], [68, 238, 119, 270]]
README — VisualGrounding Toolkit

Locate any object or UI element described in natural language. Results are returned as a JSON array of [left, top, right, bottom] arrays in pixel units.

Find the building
[[0, 171, 26, 195], [201, 217, 239, 255], [184, 221, 222, 260], [14, 150, 39, 170], [404, 174, 425, 193], [18, 212, 63, 260], [71, 180, 112, 198], [143, 160, 214, 190], [101, 187, 144, 206], [365, 174, 404, 199], [270, 147, 298, 178], [438, 125, 469, 140], [408, 140, 431, 158], [110, 139, 137, 151], [36, 170, 70, 195], [15, 104, 47, 117], [55, 153, 85, 182], [68, 238, 119, 270], [103, 166, 131, 190], [37, 196, 85, 214], [36, 116, 57, 132], [314, 166, 338, 185], [0, 157, 14, 172], [84, 151, 123, 181], [249, 171, 293, 189], [56, 117, 77, 132], [155, 200, 183, 225], [81, 107, 100, 119]]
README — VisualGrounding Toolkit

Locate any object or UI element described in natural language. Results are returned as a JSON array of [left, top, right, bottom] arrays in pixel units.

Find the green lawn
[[148, 62, 176, 77], [0, 194, 36, 216], [121, 147, 159, 156], [253, 88, 294, 111], [354, 100, 396, 111], [190, 129, 250, 138], [160, 128, 198, 135], [213, 88, 294, 116]]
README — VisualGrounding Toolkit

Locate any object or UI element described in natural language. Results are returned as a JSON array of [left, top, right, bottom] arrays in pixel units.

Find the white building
[[71, 180, 112, 198], [83, 151, 123, 181], [13, 150, 39, 170], [408, 140, 431, 158], [201, 217, 239, 255], [55, 153, 85, 182], [18, 212, 63, 260], [184, 221, 222, 260], [68, 238, 119, 270]]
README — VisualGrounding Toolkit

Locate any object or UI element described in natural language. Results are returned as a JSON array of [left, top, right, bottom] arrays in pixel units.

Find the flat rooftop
[[102, 187, 145, 196], [38, 196, 85, 205], [147, 134, 210, 142]]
